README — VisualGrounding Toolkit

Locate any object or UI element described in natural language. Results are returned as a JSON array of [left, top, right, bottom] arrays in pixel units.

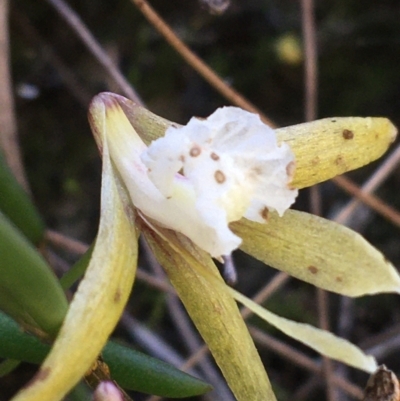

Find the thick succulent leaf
[[276, 117, 397, 189], [142, 223, 276, 401], [0, 211, 68, 338], [11, 138, 138, 401], [231, 289, 377, 373], [0, 312, 211, 398], [231, 210, 400, 297], [0, 151, 45, 245], [103, 342, 212, 397]]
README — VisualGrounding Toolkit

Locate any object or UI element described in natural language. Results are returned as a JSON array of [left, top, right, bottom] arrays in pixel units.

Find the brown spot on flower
[[342, 129, 354, 140], [335, 155, 344, 165], [189, 146, 201, 157], [260, 207, 269, 221], [210, 152, 220, 161], [311, 156, 320, 166], [179, 155, 185, 162], [308, 266, 318, 274], [286, 161, 296, 179], [214, 170, 226, 184], [336, 276, 343, 282], [251, 166, 263, 177]]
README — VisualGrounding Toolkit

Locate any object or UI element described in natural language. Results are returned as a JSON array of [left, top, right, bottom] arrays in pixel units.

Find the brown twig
[[249, 326, 364, 400], [0, 0, 29, 191], [130, 0, 275, 126], [178, 272, 290, 373], [334, 144, 400, 226], [46, 229, 89, 255], [12, 9, 92, 107], [302, 0, 318, 123], [44, 0, 143, 105], [333, 175, 400, 228], [301, 0, 337, 398]]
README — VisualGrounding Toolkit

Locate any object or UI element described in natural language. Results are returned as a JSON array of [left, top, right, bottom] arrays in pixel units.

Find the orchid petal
[[276, 117, 397, 189], [90, 94, 296, 257], [12, 107, 138, 401], [231, 289, 377, 373], [142, 223, 276, 401], [117, 96, 397, 190], [231, 210, 400, 297]]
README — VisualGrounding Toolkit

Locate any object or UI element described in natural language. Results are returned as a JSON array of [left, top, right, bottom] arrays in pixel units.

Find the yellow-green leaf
[[231, 289, 377, 373], [231, 210, 400, 297], [11, 129, 138, 401], [276, 117, 397, 189], [142, 224, 276, 401]]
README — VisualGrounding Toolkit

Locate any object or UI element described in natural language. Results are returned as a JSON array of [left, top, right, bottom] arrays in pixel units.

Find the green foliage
[[0, 311, 212, 397], [0, 211, 68, 338]]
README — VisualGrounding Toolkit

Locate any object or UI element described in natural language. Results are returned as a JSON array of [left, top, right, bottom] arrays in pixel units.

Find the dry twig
[[0, 0, 29, 191]]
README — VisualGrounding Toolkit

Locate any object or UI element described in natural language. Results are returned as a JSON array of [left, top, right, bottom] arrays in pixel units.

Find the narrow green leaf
[[103, 341, 212, 397], [0, 211, 68, 337], [0, 359, 20, 377], [231, 210, 400, 297], [60, 243, 94, 291], [0, 312, 211, 398], [0, 151, 45, 245]]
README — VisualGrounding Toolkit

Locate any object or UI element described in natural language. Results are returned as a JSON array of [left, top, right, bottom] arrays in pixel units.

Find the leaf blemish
[[114, 288, 122, 303], [308, 266, 319, 274], [23, 367, 51, 389], [311, 156, 320, 166], [342, 129, 354, 140], [335, 155, 344, 165]]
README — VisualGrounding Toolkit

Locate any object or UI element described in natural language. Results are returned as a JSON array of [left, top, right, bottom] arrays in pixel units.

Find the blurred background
[[2, 0, 400, 400]]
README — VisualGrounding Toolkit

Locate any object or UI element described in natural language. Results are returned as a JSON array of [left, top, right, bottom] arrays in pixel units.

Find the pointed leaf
[[0, 312, 211, 398], [142, 224, 276, 401], [11, 132, 138, 401], [231, 210, 400, 297], [103, 341, 212, 397], [276, 117, 397, 189], [231, 289, 377, 373], [0, 211, 68, 337], [0, 151, 45, 245]]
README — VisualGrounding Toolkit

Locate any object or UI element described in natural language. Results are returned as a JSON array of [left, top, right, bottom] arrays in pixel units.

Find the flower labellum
[[141, 106, 298, 257]]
